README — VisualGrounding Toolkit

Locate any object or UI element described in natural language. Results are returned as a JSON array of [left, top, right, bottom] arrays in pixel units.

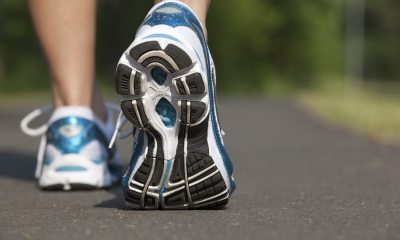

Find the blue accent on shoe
[[158, 159, 172, 206], [155, 98, 176, 128], [142, 2, 205, 45], [47, 117, 110, 156], [142, 5, 188, 28], [142, 2, 236, 191], [45, 116, 119, 177], [91, 159, 103, 165], [151, 66, 168, 85], [122, 131, 145, 193], [144, 33, 182, 43], [55, 166, 87, 172]]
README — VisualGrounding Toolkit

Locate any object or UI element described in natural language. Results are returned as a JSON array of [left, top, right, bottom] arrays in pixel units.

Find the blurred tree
[[365, 0, 400, 81], [1, 0, 48, 92], [0, 0, 4, 84], [208, 0, 344, 94], [1, 0, 396, 95], [96, 0, 152, 87]]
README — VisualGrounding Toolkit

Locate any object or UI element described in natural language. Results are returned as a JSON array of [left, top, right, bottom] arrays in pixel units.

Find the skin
[[29, 0, 210, 122]]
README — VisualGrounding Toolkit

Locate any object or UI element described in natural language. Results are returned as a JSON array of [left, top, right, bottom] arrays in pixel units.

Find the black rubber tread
[[125, 190, 142, 206], [132, 156, 153, 184], [145, 196, 156, 208], [164, 190, 188, 207], [145, 127, 164, 159], [169, 156, 185, 183], [187, 117, 209, 155], [134, 72, 142, 95], [137, 131, 161, 185], [165, 44, 192, 69], [145, 133, 155, 164], [120, 101, 141, 127], [129, 182, 144, 191], [169, 104, 187, 183], [180, 100, 188, 123], [41, 184, 97, 191], [145, 129, 164, 186], [129, 41, 162, 60], [175, 78, 186, 95], [186, 153, 214, 177], [127, 129, 164, 208], [127, 157, 158, 209], [185, 153, 228, 206], [189, 102, 206, 124], [189, 173, 226, 202], [195, 198, 229, 209], [179, 100, 206, 125], [115, 64, 132, 95], [41, 184, 64, 191], [150, 156, 164, 186], [186, 73, 205, 94], [162, 152, 229, 209], [142, 56, 175, 73], [136, 99, 149, 127]]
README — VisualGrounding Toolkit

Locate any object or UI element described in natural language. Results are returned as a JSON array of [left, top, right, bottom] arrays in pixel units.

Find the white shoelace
[[20, 103, 132, 178]]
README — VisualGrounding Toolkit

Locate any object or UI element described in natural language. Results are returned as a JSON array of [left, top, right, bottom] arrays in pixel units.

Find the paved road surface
[[1, 99, 400, 240]]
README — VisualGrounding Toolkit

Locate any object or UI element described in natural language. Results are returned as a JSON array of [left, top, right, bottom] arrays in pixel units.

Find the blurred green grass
[[299, 80, 400, 144]]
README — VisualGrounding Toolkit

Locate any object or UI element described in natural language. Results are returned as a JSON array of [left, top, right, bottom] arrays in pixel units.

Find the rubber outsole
[[116, 40, 229, 209], [40, 183, 98, 191]]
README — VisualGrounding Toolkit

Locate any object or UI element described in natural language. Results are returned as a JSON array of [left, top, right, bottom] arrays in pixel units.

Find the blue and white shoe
[[115, 0, 235, 209], [21, 104, 123, 190]]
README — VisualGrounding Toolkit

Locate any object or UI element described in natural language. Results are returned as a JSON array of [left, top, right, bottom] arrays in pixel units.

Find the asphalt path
[[1, 98, 400, 240]]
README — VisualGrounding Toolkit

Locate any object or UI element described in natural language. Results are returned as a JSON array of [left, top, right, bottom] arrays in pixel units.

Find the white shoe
[[21, 104, 124, 190], [115, 0, 235, 209]]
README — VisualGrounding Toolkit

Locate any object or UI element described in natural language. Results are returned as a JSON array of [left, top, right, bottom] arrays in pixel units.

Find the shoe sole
[[116, 40, 229, 209], [38, 154, 117, 191], [41, 183, 98, 191], [39, 171, 115, 191]]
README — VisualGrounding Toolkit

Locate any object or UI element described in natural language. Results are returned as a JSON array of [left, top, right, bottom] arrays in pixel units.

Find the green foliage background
[[0, 0, 398, 94]]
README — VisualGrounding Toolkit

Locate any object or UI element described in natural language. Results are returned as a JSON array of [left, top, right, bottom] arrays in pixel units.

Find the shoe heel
[[117, 40, 230, 209]]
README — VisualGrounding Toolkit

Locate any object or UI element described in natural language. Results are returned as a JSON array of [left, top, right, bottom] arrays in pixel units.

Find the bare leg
[[29, 0, 107, 121], [154, 0, 211, 35]]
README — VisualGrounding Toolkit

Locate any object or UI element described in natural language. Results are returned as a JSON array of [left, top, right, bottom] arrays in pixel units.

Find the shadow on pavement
[[0, 150, 36, 181], [0, 149, 127, 209], [94, 186, 125, 209]]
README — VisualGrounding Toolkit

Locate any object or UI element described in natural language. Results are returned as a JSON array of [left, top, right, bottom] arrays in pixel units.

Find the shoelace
[[20, 103, 132, 178]]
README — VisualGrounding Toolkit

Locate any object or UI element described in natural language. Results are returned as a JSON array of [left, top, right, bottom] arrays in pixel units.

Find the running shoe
[[21, 104, 123, 190], [115, 0, 236, 209]]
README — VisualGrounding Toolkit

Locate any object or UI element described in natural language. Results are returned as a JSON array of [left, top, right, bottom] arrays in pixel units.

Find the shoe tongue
[[48, 106, 114, 140]]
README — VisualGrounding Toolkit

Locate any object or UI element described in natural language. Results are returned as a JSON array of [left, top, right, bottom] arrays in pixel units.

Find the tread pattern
[[175, 78, 186, 95], [161, 128, 229, 209], [164, 153, 228, 209], [129, 41, 162, 60], [186, 73, 205, 94], [120, 99, 149, 128], [117, 41, 229, 209], [180, 101, 206, 125], [175, 73, 205, 95], [142, 56, 175, 73], [164, 44, 192, 69], [115, 64, 132, 95], [134, 72, 142, 95]]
